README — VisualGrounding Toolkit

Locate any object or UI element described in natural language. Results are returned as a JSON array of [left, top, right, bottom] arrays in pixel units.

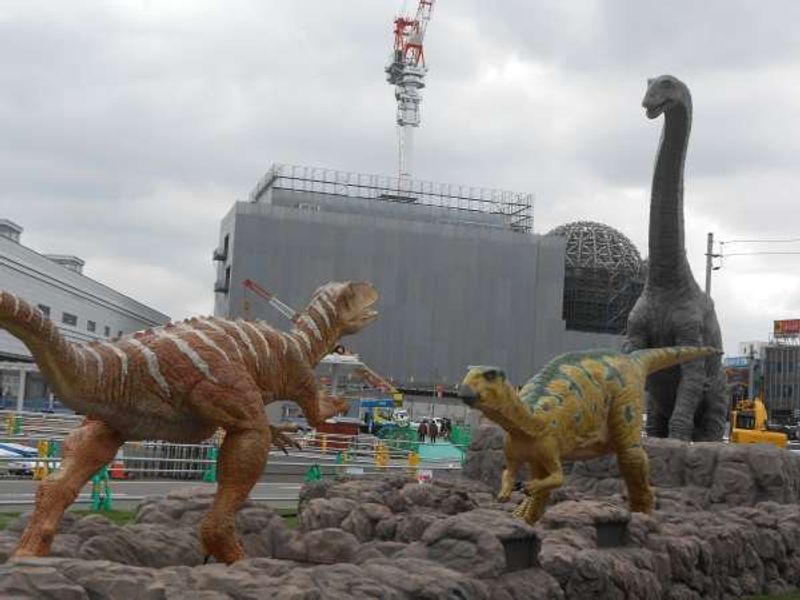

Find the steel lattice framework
[[548, 221, 644, 334]]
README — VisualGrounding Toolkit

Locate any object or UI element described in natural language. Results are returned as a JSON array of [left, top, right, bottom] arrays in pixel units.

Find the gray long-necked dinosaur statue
[[624, 75, 726, 441]]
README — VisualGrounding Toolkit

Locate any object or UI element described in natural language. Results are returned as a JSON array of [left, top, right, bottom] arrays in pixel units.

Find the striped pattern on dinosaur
[[459, 346, 719, 525], [0, 281, 379, 564]]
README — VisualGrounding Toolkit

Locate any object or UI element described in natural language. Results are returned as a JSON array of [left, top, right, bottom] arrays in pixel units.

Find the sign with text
[[724, 356, 749, 368], [774, 319, 800, 337], [417, 469, 433, 484]]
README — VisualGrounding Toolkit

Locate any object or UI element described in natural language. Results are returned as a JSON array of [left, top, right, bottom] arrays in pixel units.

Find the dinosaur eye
[[483, 370, 498, 382]]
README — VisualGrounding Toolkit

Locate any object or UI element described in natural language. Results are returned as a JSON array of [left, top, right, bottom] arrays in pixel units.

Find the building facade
[[0, 219, 171, 411], [763, 344, 800, 423], [213, 165, 623, 422]]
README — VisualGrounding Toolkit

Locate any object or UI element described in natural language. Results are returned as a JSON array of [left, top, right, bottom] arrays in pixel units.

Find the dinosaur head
[[642, 75, 690, 119], [458, 366, 514, 411], [309, 281, 379, 336]]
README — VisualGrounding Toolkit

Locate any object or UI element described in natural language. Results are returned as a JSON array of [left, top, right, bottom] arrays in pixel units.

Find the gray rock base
[[1, 435, 800, 599]]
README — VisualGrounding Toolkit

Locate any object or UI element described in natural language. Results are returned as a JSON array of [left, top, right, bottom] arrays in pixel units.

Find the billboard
[[724, 356, 749, 368], [774, 319, 800, 337]]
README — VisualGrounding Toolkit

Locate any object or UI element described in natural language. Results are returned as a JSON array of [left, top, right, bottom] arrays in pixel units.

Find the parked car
[[0, 442, 39, 477]]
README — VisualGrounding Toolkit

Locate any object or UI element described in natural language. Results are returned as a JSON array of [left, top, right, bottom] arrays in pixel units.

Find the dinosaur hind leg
[[188, 380, 270, 564], [14, 419, 123, 558], [645, 372, 677, 438], [617, 445, 655, 513], [609, 389, 654, 514], [692, 382, 728, 442]]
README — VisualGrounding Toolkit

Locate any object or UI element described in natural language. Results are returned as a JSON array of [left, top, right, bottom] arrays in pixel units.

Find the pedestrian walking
[[418, 421, 428, 443], [429, 420, 438, 444]]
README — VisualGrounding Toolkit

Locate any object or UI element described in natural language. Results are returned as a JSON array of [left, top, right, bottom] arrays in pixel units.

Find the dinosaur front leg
[[512, 461, 551, 524], [270, 423, 301, 454], [14, 419, 123, 558], [513, 448, 563, 525], [317, 390, 348, 422], [498, 445, 520, 502]]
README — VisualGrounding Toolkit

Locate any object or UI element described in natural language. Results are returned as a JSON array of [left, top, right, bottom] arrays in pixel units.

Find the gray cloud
[[1, 0, 799, 357]]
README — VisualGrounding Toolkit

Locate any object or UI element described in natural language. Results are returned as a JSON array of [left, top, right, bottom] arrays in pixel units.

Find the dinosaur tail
[[631, 346, 721, 375], [0, 290, 84, 397]]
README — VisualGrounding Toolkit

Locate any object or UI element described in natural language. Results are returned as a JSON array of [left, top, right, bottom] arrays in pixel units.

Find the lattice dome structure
[[548, 221, 645, 334]]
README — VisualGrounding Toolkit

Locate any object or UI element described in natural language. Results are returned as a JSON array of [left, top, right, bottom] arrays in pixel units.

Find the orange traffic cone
[[109, 459, 125, 479]]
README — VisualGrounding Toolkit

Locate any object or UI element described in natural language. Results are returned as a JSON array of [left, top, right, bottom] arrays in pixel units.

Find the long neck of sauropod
[[631, 346, 719, 375], [648, 97, 694, 290]]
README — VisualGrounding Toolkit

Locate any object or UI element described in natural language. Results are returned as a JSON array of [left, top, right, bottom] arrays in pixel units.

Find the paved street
[[0, 480, 302, 511]]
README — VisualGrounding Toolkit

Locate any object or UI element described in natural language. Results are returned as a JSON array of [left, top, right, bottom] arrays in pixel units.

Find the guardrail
[[0, 496, 296, 507], [0, 410, 469, 480]]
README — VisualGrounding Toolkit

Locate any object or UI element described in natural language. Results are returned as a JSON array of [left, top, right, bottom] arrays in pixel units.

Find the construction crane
[[385, 0, 435, 187], [242, 279, 403, 404]]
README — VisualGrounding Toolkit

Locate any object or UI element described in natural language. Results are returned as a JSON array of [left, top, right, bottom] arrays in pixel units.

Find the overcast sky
[[2, 0, 799, 356]]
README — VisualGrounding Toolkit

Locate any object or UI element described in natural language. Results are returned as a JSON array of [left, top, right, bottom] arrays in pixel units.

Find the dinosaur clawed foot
[[512, 497, 544, 525], [13, 528, 56, 559], [201, 523, 246, 565], [269, 423, 302, 455], [627, 487, 656, 514]]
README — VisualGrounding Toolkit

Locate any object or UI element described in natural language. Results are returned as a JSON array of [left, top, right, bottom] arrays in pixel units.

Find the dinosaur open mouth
[[645, 100, 669, 119], [457, 384, 479, 407]]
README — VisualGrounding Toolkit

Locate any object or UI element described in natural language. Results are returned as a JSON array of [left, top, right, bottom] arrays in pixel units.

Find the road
[[0, 480, 302, 511]]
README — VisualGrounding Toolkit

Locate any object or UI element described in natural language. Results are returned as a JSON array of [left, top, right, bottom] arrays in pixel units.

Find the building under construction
[[213, 165, 634, 406], [548, 221, 645, 335]]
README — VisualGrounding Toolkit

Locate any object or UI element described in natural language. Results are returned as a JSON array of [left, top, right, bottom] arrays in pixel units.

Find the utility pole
[[705, 232, 721, 295]]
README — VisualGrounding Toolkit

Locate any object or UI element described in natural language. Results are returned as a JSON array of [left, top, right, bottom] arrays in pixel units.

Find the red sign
[[774, 319, 800, 337]]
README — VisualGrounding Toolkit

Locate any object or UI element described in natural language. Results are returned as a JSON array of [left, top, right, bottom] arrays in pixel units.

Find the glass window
[[37, 304, 50, 318], [104, 326, 111, 337], [87, 320, 96, 332], [117, 330, 123, 338], [62, 312, 77, 326]]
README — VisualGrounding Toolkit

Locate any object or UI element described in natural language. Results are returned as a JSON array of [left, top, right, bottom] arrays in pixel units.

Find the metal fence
[[0, 410, 467, 481], [250, 163, 534, 232]]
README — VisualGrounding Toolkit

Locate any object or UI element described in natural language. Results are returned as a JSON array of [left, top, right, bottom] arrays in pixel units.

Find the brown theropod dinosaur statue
[[0, 281, 378, 564], [624, 75, 726, 441]]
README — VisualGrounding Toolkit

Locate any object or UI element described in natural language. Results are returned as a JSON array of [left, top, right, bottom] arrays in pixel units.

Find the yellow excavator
[[730, 397, 788, 449]]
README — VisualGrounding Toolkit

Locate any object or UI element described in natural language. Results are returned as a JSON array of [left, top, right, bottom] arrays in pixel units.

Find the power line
[[721, 251, 800, 257], [721, 238, 800, 244]]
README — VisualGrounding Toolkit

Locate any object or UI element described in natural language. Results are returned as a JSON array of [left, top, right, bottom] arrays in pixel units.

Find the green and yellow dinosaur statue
[[458, 346, 720, 524]]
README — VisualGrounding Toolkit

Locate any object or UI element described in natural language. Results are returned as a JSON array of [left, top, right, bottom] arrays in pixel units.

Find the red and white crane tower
[[385, 0, 435, 186]]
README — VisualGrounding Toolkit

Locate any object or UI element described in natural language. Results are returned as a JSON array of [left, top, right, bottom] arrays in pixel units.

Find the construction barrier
[[374, 441, 390, 468], [5, 413, 21, 436], [407, 451, 420, 478], [202, 446, 219, 482], [304, 464, 323, 482], [91, 465, 113, 511], [33, 440, 49, 480], [47, 439, 60, 473]]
